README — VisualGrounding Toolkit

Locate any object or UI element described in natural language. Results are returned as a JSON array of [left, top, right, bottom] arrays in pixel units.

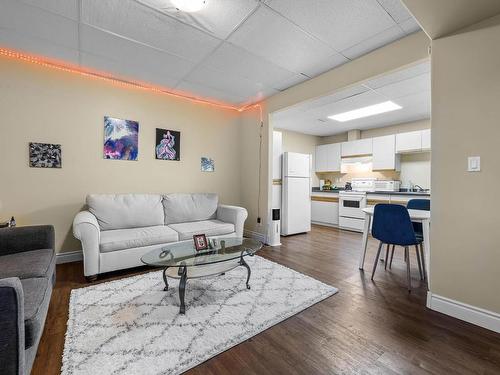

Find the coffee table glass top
[[141, 237, 262, 268]]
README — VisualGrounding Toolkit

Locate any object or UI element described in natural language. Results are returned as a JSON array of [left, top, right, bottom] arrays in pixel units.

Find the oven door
[[339, 195, 366, 219]]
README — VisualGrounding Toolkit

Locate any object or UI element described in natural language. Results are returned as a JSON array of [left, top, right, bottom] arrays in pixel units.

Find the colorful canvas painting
[[29, 142, 62, 168], [201, 157, 215, 172], [103, 116, 139, 160], [155, 128, 180, 160]]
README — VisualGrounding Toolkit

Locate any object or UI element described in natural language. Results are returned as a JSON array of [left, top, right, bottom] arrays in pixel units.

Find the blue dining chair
[[371, 204, 423, 292]]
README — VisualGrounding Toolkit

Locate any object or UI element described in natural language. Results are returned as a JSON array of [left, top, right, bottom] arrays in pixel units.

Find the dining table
[[358, 206, 431, 285]]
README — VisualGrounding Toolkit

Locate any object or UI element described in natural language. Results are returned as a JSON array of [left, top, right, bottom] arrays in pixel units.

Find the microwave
[[374, 180, 401, 192]]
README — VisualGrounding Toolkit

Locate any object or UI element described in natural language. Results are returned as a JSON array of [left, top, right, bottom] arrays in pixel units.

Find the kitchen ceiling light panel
[[139, 0, 259, 39], [328, 101, 402, 122], [228, 6, 338, 75], [265, 0, 397, 52], [17, 0, 79, 20], [202, 42, 298, 90], [81, 0, 220, 62]]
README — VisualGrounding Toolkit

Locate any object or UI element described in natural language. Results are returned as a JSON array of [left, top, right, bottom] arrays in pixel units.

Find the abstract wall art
[[155, 128, 180, 160], [103, 116, 139, 160], [201, 157, 215, 172], [29, 142, 62, 168]]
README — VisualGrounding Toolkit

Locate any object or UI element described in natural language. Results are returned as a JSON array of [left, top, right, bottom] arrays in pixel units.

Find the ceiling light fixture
[[171, 0, 207, 12], [328, 101, 402, 122]]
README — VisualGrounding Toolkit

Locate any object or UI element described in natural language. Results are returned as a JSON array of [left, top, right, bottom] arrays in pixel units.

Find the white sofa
[[73, 193, 248, 280]]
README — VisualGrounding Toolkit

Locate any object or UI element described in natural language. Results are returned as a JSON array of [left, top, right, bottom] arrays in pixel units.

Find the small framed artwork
[[103, 116, 139, 161], [29, 142, 62, 168], [193, 234, 208, 251], [201, 157, 215, 172], [156, 128, 180, 160]]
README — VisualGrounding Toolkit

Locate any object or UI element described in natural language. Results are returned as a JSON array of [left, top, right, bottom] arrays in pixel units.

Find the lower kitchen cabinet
[[311, 196, 339, 226]]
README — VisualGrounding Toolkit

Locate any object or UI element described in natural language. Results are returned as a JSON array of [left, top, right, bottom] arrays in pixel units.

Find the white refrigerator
[[281, 152, 311, 236]]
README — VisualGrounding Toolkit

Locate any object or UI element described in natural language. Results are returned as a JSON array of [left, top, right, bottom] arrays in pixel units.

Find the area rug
[[62, 256, 338, 375]]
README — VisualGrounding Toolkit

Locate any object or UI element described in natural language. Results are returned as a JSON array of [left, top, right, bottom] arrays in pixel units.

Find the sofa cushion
[[0, 249, 55, 280], [163, 193, 218, 225], [100, 225, 179, 253], [21, 277, 51, 348], [87, 194, 164, 231], [168, 220, 235, 241]]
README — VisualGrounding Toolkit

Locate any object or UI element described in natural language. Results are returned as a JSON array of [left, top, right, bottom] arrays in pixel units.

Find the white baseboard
[[427, 292, 500, 333], [56, 250, 83, 264], [244, 229, 267, 244]]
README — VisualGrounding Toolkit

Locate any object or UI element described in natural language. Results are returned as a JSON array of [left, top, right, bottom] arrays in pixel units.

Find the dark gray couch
[[0, 226, 56, 375]]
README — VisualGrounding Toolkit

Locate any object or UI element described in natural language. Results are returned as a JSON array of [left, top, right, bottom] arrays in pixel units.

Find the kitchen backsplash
[[317, 170, 400, 187]]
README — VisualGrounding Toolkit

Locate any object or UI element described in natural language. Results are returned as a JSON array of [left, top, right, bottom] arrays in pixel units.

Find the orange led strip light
[[0, 47, 248, 112]]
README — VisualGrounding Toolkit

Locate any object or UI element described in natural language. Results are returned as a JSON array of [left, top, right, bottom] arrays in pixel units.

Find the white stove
[[339, 190, 367, 232]]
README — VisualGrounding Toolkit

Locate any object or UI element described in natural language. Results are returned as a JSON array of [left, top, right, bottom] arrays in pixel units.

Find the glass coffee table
[[141, 237, 263, 314]]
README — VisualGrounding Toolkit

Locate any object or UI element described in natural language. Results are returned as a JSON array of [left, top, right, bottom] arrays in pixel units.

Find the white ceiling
[[272, 61, 430, 136], [0, 0, 420, 106]]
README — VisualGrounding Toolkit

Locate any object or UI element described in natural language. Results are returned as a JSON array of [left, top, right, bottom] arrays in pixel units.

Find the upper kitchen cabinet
[[421, 129, 431, 151], [341, 139, 373, 157], [396, 130, 432, 153], [372, 135, 400, 171], [315, 143, 341, 172]]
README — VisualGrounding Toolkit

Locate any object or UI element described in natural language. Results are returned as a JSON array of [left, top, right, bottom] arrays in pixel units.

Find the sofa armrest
[[0, 278, 25, 375], [73, 211, 100, 277], [0, 225, 54, 256], [216, 205, 248, 238]]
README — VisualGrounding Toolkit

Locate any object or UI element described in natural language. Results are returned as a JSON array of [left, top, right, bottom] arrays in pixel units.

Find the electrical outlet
[[257, 217, 261, 224]]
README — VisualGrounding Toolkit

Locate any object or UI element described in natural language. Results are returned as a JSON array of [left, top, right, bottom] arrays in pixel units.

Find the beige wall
[[430, 14, 500, 313], [241, 32, 431, 236], [360, 119, 430, 138], [274, 129, 320, 185], [0, 56, 242, 253]]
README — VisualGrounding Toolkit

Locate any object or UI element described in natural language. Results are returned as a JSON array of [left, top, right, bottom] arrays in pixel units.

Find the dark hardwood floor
[[33, 225, 500, 374]]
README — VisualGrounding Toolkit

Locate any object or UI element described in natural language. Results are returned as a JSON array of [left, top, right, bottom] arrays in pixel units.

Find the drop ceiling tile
[[273, 74, 309, 91], [0, 27, 79, 63], [310, 90, 388, 119], [265, 0, 396, 51], [175, 81, 246, 105], [0, 0, 78, 50], [79, 25, 196, 84], [300, 85, 370, 112], [399, 17, 421, 34], [17, 0, 78, 20], [364, 61, 430, 89], [182, 65, 279, 102], [80, 51, 180, 88], [228, 6, 338, 75], [376, 0, 412, 23], [203, 42, 298, 90], [300, 53, 349, 78], [138, 0, 259, 39], [81, 0, 220, 62], [375, 73, 430, 99], [341, 25, 405, 60]]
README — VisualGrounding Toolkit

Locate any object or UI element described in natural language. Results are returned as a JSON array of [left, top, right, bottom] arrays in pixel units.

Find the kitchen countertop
[[312, 187, 430, 197]]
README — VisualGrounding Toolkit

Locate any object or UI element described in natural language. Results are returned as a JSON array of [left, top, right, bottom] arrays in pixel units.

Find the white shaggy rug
[[62, 256, 337, 375]]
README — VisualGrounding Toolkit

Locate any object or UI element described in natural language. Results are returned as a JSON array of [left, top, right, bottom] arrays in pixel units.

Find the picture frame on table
[[193, 234, 208, 251]]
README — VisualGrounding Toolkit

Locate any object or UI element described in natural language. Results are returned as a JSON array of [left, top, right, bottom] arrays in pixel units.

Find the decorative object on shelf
[[103, 116, 139, 161], [201, 157, 214, 172], [193, 234, 208, 251], [155, 128, 180, 160], [9, 216, 16, 227], [29, 142, 61, 168]]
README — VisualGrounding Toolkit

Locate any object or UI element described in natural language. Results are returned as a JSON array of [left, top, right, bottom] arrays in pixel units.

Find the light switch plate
[[468, 156, 481, 172]]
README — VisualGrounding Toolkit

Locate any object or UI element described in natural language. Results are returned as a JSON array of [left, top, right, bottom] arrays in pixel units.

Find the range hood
[[340, 156, 373, 173]]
